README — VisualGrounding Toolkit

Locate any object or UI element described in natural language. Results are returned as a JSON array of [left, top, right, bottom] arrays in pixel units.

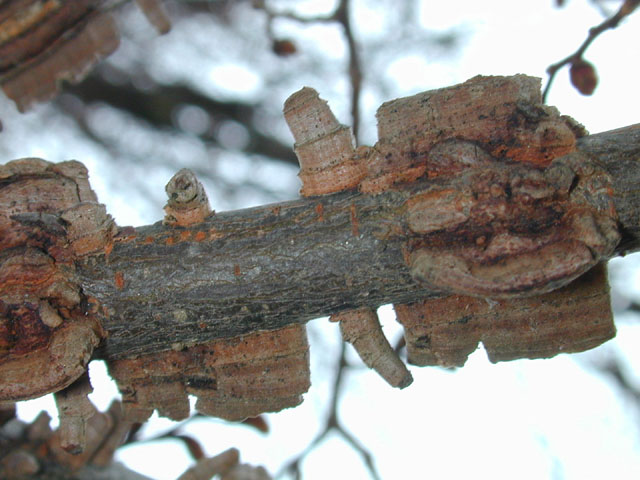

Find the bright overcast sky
[[11, 1, 640, 479]]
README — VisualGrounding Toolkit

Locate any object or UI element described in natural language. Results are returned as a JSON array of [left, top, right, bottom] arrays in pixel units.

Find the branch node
[[164, 168, 212, 226]]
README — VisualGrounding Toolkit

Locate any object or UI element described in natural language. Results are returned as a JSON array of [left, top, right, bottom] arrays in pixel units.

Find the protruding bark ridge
[[332, 308, 413, 389], [284, 86, 365, 196]]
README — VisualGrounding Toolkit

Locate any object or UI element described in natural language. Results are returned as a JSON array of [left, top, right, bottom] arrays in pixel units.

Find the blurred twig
[[590, 355, 640, 409], [258, 0, 363, 143], [277, 341, 381, 480], [602, 360, 640, 403], [542, 0, 639, 102], [63, 66, 298, 165], [627, 302, 640, 314], [54, 91, 292, 210], [334, 0, 363, 145]]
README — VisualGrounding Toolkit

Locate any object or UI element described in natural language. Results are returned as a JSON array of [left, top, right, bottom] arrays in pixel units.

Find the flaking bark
[[74, 123, 640, 362]]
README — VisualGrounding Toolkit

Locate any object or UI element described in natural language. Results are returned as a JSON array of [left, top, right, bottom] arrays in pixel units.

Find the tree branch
[[71, 122, 640, 362], [2, 76, 639, 430]]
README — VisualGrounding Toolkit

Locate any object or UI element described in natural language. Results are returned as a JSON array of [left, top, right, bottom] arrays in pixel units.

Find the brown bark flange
[[0, 158, 115, 453], [370, 76, 618, 367], [0, 159, 114, 404], [108, 324, 310, 422], [396, 263, 615, 367]]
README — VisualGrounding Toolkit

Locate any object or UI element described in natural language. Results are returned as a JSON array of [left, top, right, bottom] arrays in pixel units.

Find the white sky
[[10, 1, 640, 479]]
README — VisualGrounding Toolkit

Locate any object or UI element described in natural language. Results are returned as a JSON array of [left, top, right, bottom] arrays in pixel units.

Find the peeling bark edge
[[75, 124, 640, 361]]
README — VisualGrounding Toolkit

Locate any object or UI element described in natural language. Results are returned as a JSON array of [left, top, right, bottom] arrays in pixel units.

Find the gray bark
[[76, 124, 640, 361], [577, 124, 640, 253]]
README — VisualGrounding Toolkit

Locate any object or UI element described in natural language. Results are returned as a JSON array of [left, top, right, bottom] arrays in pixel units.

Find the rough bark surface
[[71, 122, 638, 361], [577, 124, 640, 253], [108, 324, 310, 422], [0, 159, 113, 404]]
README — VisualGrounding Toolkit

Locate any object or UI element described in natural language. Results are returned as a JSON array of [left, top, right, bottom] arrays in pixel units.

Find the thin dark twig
[[333, 423, 381, 480], [334, 0, 362, 144], [275, 344, 345, 479], [603, 361, 640, 403], [121, 413, 206, 446], [590, 356, 640, 413], [542, 0, 639, 102], [257, 0, 363, 143], [277, 340, 382, 480]]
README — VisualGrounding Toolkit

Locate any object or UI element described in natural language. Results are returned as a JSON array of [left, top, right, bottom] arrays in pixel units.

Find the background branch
[[278, 341, 382, 480], [543, 0, 639, 101]]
